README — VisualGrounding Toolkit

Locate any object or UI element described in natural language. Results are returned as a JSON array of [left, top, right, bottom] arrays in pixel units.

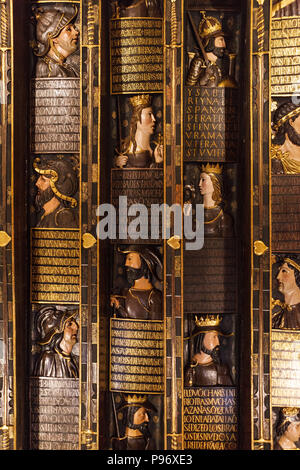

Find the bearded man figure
[[186, 13, 228, 87], [32, 5, 79, 78], [111, 395, 157, 450], [33, 156, 79, 228], [184, 315, 233, 387], [110, 246, 162, 320], [271, 100, 300, 174]]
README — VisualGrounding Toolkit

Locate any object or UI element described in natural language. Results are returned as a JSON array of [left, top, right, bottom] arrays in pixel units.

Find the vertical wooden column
[[0, 0, 14, 451], [164, 0, 184, 450], [80, 0, 103, 450], [250, 0, 272, 450]]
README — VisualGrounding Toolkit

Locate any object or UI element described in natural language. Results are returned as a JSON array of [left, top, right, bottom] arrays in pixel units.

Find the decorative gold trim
[[82, 232, 97, 249], [167, 235, 181, 250], [0, 231, 11, 247], [272, 0, 296, 16], [254, 240, 269, 256]]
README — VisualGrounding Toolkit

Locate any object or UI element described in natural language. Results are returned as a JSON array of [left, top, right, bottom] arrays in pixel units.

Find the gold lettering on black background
[[110, 18, 163, 94]]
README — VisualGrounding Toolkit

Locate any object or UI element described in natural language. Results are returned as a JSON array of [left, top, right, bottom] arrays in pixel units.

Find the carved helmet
[[118, 245, 163, 281], [33, 156, 79, 208], [35, 306, 79, 346], [276, 407, 300, 435], [33, 5, 78, 56]]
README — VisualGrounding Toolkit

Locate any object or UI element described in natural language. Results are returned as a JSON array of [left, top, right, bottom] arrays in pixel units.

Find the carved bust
[[33, 306, 79, 378], [274, 407, 300, 450], [184, 315, 233, 387], [272, 256, 300, 330], [32, 5, 79, 78], [271, 100, 300, 175], [115, 94, 163, 169], [33, 156, 79, 228], [198, 163, 234, 238], [110, 245, 162, 320]]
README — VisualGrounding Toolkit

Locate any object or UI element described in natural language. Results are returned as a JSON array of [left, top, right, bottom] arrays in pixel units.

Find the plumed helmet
[[118, 245, 162, 281], [33, 5, 78, 56], [33, 156, 79, 207], [35, 306, 79, 345]]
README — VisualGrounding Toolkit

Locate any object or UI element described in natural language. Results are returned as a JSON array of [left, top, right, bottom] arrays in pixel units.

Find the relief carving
[[33, 156, 79, 229], [110, 245, 162, 320], [111, 394, 157, 450], [272, 255, 300, 329], [271, 100, 300, 174], [33, 306, 79, 378], [32, 5, 80, 78], [184, 315, 234, 387], [115, 94, 163, 169], [274, 407, 300, 450]]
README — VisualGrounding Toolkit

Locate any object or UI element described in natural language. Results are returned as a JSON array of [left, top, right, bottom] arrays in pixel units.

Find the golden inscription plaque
[[110, 318, 164, 393], [271, 17, 300, 95], [183, 387, 238, 450], [110, 18, 163, 94], [272, 330, 300, 407], [31, 229, 80, 304]]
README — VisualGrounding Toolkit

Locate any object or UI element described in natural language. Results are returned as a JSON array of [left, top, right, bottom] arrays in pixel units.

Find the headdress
[[34, 156, 78, 208], [185, 314, 233, 339], [118, 245, 162, 281], [32, 5, 78, 56], [35, 306, 79, 346], [129, 94, 152, 110], [118, 394, 157, 412], [198, 12, 226, 47], [201, 163, 223, 175], [277, 407, 300, 431]]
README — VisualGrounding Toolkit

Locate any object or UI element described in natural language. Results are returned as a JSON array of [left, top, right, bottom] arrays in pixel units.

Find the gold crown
[[195, 314, 221, 328], [129, 94, 152, 109], [282, 407, 299, 416], [124, 394, 148, 405], [201, 163, 223, 175], [199, 12, 223, 40]]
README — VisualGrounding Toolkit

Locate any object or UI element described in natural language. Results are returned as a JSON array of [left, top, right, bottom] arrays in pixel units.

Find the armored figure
[[271, 100, 300, 174], [111, 0, 161, 18], [33, 306, 79, 378], [111, 395, 156, 450], [115, 94, 163, 169], [186, 13, 227, 88], [110, 246, 162, 320], [272, 256, 300, 330], [32, 5, 79, 78], [184, 315, 233, 387], [199, 163, 234, 237], [34, 156, 79, 228], [274, 408, 300, 450]]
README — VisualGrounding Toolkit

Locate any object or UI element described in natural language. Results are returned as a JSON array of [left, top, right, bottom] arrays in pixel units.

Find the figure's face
[[277, 263, 298, 296], [285, 422, 300, 443], [137, 107, 156, 136], [53, 23, 79, 57], [36, 175, 51, 193], [63, 318, 79, 347], [125, 252, 142, 270], [290, 114, 300, 135], [199, 172, 214, 197], [203, 331, 220, 350], [133, 407, 149, 426], [214, 36, 226, 49]]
